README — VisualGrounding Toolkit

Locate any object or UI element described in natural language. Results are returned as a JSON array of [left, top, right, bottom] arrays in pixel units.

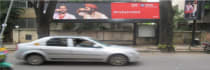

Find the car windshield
[[90, 38, 110, 46], [32, 37, 51, 43]]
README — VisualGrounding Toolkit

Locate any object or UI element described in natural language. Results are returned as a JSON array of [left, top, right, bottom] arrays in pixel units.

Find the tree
[[29, 0, 57, 38], [173, 5, 188, 31], [158, 0, 175, 52], [0, 0, 24, 42], [204, 1, 210, 10], [204, 1, 210, 15]]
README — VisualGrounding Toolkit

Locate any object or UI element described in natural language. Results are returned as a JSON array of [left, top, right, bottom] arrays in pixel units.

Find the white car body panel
[[15, 36, 140, 63]]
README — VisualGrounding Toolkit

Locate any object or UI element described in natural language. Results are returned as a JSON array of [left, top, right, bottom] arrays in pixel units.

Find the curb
[[138, 50, 204, 53], [6, 48, 16, 51]]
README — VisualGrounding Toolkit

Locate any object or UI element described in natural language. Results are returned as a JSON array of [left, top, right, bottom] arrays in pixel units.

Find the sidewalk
[[134, 45, 203, 53], [2, 44, 204, 53]]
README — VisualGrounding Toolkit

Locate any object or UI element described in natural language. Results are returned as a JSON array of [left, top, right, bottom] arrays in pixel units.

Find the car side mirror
[[93, 44, 102, 48]]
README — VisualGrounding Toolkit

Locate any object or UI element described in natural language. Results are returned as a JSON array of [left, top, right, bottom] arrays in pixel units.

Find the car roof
[[47, 36, 91, 39], [30, 36, 92, 43]]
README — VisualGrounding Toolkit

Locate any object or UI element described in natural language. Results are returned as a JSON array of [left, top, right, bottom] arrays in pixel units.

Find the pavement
[[7, 52, 210, 70], [134, 45, 203, 53], [2, 44, 204, 53]]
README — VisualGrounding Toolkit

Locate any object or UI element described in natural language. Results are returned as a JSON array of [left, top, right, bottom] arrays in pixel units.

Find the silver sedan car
[[15, 36, 140, 66]]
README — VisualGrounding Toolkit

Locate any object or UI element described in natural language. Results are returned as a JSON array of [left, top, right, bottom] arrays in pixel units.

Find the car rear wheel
[[108, 54, 129, 66], [26, 54, 44, 65]]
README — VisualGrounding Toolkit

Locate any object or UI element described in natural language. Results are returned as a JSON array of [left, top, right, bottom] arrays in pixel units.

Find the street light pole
[[15, 25, 20, 43], [133, 23, 138, 45], [189, 20, 196, 50], [0, 0, 14, 48], [18, 29, 20, 43]]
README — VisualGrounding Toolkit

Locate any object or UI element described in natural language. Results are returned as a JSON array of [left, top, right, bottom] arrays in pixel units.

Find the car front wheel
[[108, 54, 129, 66], [26, 54, 44, 65]]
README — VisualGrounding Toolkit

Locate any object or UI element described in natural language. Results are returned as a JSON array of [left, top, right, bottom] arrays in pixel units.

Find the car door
[[40, 38, 72, 60], [70, 38, 106, 61]]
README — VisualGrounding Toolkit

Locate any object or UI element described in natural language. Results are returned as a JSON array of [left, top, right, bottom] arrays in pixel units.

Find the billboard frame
[[184, 0, 202, 20], [52, 1, 160, 23]]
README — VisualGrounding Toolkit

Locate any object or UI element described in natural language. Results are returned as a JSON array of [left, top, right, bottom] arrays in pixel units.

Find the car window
[[46, 38, 67, 47], [73, 38, 94, 48]]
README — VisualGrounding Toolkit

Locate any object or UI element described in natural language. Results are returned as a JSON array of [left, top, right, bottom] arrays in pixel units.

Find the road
[[6, 52, 210, 70]]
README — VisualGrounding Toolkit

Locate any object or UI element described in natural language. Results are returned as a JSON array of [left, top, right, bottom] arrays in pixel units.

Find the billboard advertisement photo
[[184, 0, 201, 20], [111, 3, 160, 19], [53, 2, 160, 23], [53, 3, 111, 20]]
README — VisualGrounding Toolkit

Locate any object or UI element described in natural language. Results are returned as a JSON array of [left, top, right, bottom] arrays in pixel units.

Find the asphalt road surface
[[6, 52, 210, 70]]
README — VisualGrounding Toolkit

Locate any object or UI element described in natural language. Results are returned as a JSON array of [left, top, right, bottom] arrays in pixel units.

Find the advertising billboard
[[111, 3, 160, 19], [53, 3, 111, 20], [184, 0, 201, 20], [53, 2, 160, 23]]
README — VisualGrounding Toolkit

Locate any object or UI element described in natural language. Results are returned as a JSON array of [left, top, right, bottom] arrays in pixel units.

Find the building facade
[[12, 0, 208, 45]]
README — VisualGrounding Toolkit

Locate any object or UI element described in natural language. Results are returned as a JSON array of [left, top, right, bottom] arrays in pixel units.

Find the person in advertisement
[[77, 3, 108, 19], [192, 0, 198, 17], [53, 5, 76, 19], [185, 2, 194, 18]]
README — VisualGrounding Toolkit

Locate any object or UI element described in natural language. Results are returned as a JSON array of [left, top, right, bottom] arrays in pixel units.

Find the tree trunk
[[37, 15, 50, 38], [35, 0, 57, 38], [159, 0, 175, 52]]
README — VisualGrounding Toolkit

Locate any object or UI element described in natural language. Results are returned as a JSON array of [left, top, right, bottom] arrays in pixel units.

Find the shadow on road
[[16, 61, 141, 67]]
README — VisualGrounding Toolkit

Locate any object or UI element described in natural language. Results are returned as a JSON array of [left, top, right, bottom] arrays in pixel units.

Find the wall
[[205, 32, 210, 42], [13, 28, 38, 43], [13, 29, 207, 45], [13, 29, 134, 45], [19, 8, 36, 18], [173, 31, 206, 44]]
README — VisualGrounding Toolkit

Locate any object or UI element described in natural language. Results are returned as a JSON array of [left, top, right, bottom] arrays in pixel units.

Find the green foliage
[[158, 44, 175, 49], [63, 23, 108, 31], [63, 23, 76, 30], [173, 5, 185, 24], [158, 44, 167, 48], [0, 1, 24, 42], [142, 23, 155, 25], [173, 5, 188, 31], [205, 2, 210, 10], [204, 1, 210, 16], [0, 1, 24, 27]]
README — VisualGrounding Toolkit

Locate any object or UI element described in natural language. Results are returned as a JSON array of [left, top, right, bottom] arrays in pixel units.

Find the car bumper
[[128, 53, 140, 62], [129, 55, 139, 62], [15, 51, 24, 60]]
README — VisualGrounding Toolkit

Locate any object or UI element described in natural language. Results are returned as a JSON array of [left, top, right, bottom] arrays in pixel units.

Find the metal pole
[[191, 20, 196, 46], [156, 22, 160, 45], [0, 0, 14, 47], [18, 29, 20, 43], [133, 23, 137, 45]]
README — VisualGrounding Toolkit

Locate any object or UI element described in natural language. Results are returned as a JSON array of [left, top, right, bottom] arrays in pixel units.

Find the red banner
[[111, 3, 160, 19]]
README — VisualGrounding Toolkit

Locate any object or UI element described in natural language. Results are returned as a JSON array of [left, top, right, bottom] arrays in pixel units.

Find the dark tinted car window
[[46, 38, 67, 47]]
